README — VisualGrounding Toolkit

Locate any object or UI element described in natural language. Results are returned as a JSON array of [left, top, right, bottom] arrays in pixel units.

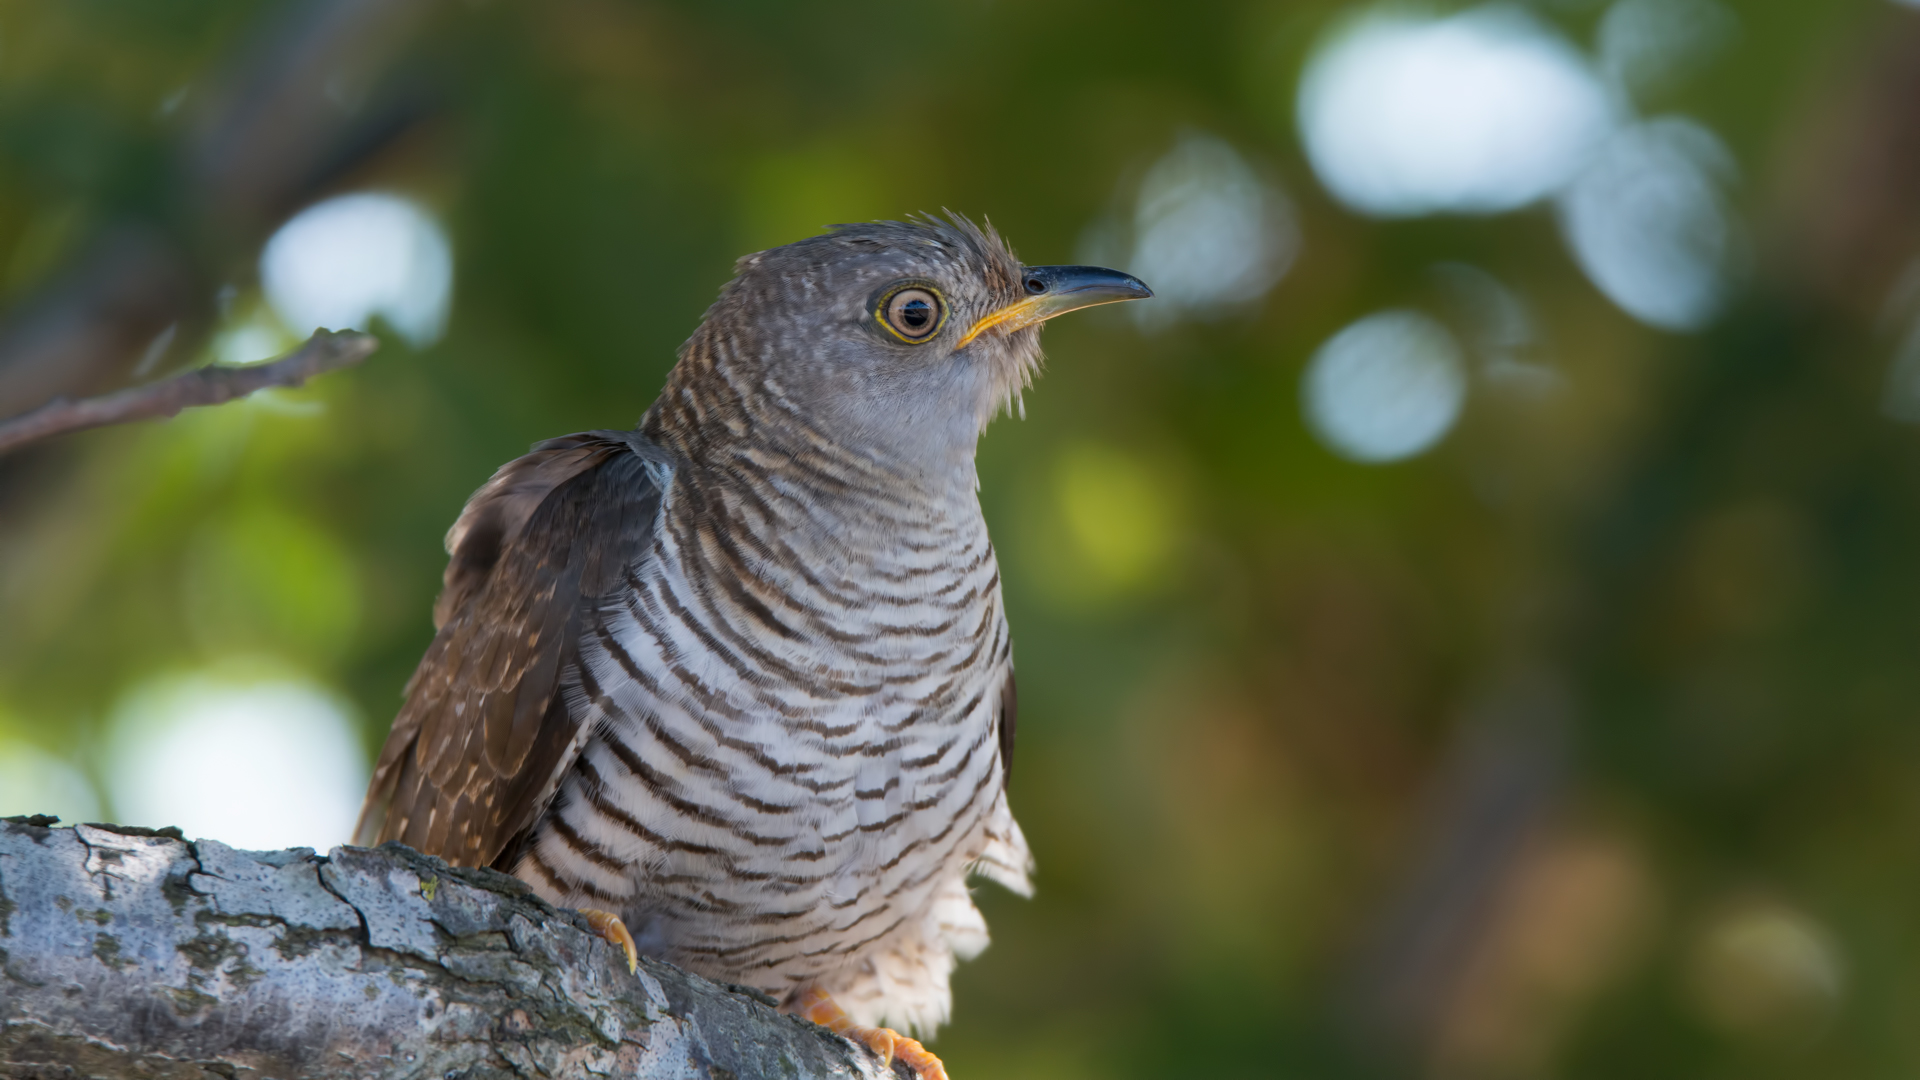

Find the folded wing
[[355, 430, 671, 869]]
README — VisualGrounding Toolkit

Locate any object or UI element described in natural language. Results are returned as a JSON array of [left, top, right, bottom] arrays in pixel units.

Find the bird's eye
[[881, 287, 944, 343]]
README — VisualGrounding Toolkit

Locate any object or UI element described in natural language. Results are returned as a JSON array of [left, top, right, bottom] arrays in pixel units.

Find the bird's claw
[[852, 1026, 946, 1080], [794, 987, 949, 1080], [579, 907, 637, 973]]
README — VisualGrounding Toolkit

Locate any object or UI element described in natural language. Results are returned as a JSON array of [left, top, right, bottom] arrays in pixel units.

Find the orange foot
[[579, 908, 637, 973], [794, 986, 948, 1080]]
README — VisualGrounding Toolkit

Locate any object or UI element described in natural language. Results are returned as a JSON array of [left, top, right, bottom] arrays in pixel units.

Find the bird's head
[[653, 214, 1150, 482]]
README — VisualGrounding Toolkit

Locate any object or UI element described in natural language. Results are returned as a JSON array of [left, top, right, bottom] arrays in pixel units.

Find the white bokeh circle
[[261, 192, 453, 348], [1303, 310, 1469, 463]]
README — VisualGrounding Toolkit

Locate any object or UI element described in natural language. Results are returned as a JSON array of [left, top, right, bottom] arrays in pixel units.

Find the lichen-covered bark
[[0, 818, 895, 1079]]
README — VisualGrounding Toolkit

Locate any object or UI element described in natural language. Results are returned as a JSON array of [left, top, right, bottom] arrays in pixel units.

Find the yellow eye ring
[[876, 284, 947, 344]]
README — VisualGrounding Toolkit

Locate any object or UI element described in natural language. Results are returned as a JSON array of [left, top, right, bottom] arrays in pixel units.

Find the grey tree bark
[[0, 818, 896, 1079]]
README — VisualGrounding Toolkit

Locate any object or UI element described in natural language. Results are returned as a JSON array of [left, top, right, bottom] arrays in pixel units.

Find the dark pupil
[[900, 299, 931, 330]]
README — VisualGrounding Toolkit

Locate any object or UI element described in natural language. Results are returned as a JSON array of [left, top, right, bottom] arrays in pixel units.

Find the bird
[[354, 214, 1151, 1080]]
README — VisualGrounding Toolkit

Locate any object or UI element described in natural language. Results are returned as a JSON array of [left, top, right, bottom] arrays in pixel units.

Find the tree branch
[[0, 330, 378, 457], [0, 818, 896, 1079]]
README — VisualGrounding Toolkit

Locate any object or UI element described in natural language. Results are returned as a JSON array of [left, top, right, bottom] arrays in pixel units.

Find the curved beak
[[955, 265, 1153, 349]]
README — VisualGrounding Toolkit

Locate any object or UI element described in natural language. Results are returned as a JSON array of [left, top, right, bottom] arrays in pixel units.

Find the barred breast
[[511, 420, 1031, 1030]]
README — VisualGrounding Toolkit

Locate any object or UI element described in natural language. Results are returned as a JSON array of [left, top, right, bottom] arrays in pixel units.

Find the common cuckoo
[[356, 215, 1150, 1079]]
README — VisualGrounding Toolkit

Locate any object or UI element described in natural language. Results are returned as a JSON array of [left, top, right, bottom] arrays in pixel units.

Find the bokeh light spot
[[1020, 442, 1180, 612], [1598, 0, 1739, 102], [105, 674, 367, 850], [1433, 263, 1535, 360], [1557, 117, 1737, 330], [1298, 5, 1616, 217], [1689, 899, 1844, 1043], [1055, 443, 1177, 589], [261, 192, 453, 348], [1879, 258, 1920, 423], [1304, 310, 1468, 463], [212, 306, 299, 367], [1125, 132, 1297, 326], [1433, 264, 1569, 402], [0, 740, 101, 822]]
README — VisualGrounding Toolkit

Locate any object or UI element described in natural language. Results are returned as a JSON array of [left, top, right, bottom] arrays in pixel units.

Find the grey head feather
[[645, 213, 1043, 489]]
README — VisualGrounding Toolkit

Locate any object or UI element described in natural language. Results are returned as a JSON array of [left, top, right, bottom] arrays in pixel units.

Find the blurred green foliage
[[3, 0, 1920, 1077]]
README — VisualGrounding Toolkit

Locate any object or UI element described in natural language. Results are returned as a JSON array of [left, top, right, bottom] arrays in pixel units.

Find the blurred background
[[2, 0, 1919, 1075]]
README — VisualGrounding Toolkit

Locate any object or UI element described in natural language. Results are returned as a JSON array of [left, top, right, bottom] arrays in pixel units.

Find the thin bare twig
[[0, 328, 377, 456]]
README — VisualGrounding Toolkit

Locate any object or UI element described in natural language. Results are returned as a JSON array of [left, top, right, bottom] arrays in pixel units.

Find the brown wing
[[354, 430, 670, 868]]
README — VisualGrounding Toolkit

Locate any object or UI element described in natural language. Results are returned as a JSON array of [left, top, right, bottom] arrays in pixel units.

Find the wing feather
[[355, 430, 671, 868]]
